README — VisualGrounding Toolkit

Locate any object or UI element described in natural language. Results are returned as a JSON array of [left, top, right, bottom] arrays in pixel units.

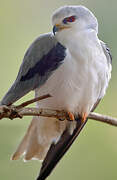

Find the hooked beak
[[53, 25, 59, 35], [53, 24, 70, 35]]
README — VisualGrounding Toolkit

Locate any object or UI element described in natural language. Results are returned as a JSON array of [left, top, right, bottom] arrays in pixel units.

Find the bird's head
[[52, 5, 98, 45]]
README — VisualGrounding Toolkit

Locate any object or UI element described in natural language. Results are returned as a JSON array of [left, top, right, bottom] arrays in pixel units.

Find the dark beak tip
[[53, 25, 58, 35]]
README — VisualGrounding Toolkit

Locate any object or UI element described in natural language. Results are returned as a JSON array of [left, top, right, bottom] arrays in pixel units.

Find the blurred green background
[[0, 0, 117, 180]]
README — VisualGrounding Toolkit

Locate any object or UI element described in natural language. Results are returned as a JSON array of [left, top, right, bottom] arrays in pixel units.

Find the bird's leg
[[81, 112, 88, 123], [66, 112, 88, 122], [66, 111, 75, 121], [58, 111, 88, 122]]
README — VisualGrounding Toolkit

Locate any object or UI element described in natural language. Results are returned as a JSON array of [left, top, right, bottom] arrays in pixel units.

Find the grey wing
[[100, 40, 112, 92], [91, 40, 112, 112], [1, 33, 66, 105], [100, 40, 112, 66]]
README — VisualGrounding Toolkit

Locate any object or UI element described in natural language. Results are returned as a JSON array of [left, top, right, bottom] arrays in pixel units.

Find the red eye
[[67, 16, 76, 22], [63, 16, 76, 24]]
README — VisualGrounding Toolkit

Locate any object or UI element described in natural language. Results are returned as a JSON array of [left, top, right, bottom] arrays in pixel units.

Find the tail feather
[[37, 117, 88, 180], [12, 117, 67, 161], [12, 120, 34, 160], [12, 118, 50, 161], [11, 115, 87, 180]]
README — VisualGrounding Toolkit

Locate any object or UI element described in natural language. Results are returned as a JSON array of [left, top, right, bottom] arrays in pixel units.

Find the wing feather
[[37, 117, 87, 180], [100, 40, 112, 65], [1, 33, 66, 105]]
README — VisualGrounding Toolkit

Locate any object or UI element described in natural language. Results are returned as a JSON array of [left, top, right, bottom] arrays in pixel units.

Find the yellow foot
[[66, 111, 75, 121], [82, 112, 88, 123]]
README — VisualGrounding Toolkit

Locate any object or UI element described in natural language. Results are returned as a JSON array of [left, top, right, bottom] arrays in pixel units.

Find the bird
[[0, 5, 112, 180]]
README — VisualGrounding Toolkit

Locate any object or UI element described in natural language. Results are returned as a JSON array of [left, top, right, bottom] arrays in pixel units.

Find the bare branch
[[88, 112, 117, 126], [16, 94, 51, 109], [19, 108, 66, 120], [0, 94, 117, 127]]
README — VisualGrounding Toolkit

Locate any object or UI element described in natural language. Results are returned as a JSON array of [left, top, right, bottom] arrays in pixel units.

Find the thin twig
[[16, 94, 51, 109], [0, 95, 117, 127], [19, 108, 117, 126], [88, 112, 117, 126], [19, 108, 66, 120]]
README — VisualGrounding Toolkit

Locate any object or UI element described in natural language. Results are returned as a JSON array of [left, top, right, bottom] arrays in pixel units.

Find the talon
[[82, 112, 88, 123], [58, 118, 65, 121], [66, 111, 75, 121]]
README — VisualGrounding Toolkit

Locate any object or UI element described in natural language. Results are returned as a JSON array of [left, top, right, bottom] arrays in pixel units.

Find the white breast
[[35, 32, 109, 116]]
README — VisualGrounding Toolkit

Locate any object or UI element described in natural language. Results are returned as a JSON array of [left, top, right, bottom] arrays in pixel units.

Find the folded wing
[[1, 33, 66, 105]]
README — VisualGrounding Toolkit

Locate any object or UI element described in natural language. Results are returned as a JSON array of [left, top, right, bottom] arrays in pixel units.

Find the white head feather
[[52, 5, 98, 46]]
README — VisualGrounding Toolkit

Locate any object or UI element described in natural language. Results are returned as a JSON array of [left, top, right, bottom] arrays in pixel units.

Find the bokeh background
[[0, 0, 117, 180]]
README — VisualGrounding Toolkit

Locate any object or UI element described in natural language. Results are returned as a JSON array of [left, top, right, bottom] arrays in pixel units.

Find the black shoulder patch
[[20, 43, 66, 81]]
